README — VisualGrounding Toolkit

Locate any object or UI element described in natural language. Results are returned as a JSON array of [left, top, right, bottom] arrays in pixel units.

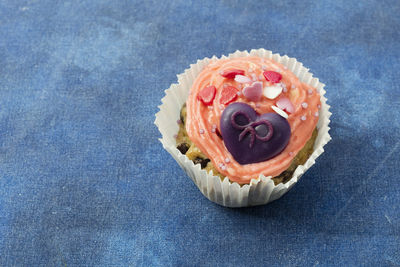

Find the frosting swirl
[[186, 56, 320, 184]]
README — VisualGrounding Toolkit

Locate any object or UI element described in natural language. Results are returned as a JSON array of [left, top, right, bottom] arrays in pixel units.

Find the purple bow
[[230, 110, 274, 148]]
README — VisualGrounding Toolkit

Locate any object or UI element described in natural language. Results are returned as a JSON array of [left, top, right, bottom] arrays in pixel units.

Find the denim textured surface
[[0, 0, 399, 266]]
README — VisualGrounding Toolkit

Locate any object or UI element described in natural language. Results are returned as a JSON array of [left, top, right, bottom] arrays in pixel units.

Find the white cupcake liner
[[155, 49, 332, 208]]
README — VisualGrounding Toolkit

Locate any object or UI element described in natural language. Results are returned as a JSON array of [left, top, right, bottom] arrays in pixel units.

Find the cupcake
[[155, 49, 331, 207]]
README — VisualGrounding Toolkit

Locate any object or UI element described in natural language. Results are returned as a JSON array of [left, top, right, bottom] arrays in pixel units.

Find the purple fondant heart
[[220, 102, 291, 164]]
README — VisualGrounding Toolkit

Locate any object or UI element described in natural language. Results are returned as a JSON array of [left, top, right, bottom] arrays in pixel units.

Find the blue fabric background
[[0, 0, 399, 266]]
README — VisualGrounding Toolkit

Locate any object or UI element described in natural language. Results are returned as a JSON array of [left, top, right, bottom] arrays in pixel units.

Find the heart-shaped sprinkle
[[220, 69, 245, 79], [197, 85, 216, 105], [263, 85, 283, 99], [220, 102, 291, 164], [276, 97, 294, 113], [271, 105, 289, 118], [235, 75, 252, 84], [220, 86, 238, 105], [263, 71, 282, 83], [243, 81, 263, 102]]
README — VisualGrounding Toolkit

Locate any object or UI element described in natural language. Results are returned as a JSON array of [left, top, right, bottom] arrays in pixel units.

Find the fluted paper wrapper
[[155, 49, 331, 207]]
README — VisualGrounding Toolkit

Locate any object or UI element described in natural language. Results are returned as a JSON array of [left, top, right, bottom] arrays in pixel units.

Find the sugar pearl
[[225, 158, 230, 163], [301, 102, 308, 109], [301, 115, 306, 121]]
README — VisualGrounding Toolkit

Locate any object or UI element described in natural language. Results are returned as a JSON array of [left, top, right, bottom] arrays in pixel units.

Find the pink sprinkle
[[308, 89, 313, 95], [276, 97, 295, 114], [176, 119, 182, 124], [301, 115, 306, 121], [225, 158, 230, 163], [314, 111, 319, 117], [301, 102, 308, 109], [199, 129, 205, 134], [256, 103, 261, 108], [289, 152, 294, 156], [173, 134, 178, 139]]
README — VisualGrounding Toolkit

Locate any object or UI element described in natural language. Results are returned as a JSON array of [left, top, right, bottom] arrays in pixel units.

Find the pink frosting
[[186, 56, 321, 184]]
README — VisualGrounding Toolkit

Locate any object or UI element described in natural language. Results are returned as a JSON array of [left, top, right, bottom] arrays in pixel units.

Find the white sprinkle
[[301, 115, 306, 121], [262, 65, 267, 70], [251, 73, 257, 81], [208, 106, 213, 110], [289, 152, 294, 156], [220, 105, 224, 110], [237, 91, 242, 96], [259, 75, 263, 80], [212, 124, 217, 129], [308, 89, 313, 95], [221, 165, 227, 171], [301, 102, 308, 109], [248, 68, 254, 73], [219, 163, 224, 168], [263, 85, 283, 99], [199, 129, 205, 134], [318, 104, 321, 109], [235, 75, 252, 83], [225, 158, 230, 163], [271, 105, 288, 118], [211, 128, 216, 133], [314, 111, 319, 117], [283, 87, 288, 93]]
